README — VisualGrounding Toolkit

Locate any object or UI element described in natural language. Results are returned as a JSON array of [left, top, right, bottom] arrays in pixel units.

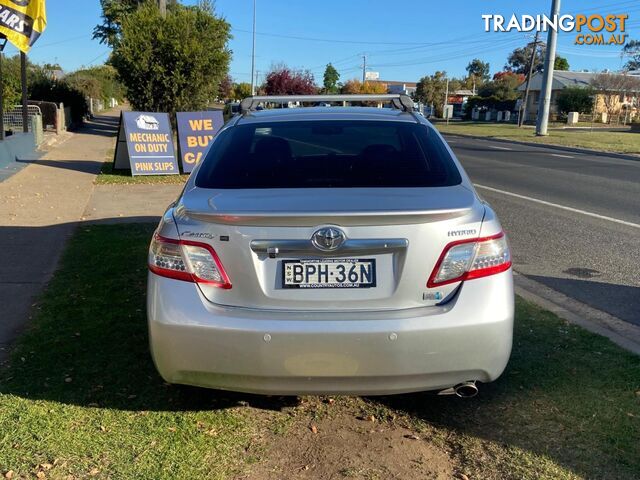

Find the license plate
[[282, 259, 376, 289]]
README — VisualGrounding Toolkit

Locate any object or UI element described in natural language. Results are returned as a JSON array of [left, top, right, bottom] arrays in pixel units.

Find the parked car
[[147, 94, 513, 397]]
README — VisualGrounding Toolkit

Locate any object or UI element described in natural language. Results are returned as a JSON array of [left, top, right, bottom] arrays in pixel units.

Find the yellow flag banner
[[0, 0, 46, 53]]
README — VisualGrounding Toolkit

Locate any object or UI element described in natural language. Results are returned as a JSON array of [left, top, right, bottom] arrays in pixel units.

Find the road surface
[[444, 134, 640, 327]]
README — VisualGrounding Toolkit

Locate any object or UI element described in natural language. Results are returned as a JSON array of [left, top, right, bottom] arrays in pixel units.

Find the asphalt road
[[444, 135, 640, 326]]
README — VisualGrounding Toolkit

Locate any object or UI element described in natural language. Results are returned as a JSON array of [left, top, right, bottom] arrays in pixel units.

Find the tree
[[506, 44, 544, 74], [340, 79, 387, 94], [322, 63, 340, 94], [263, 67, 317, 95], [94, 0, 146, 46], [554, 56, 570, 71], [66, 65, 125, 104], [413, 71, 449, 117], [556, 87, 594, 114], [622, 39, 640, 71], [233, 82, 252, 100], [465, 59, 490, 86], [478, 71, 524, 101], [218, 74, 233, 101], [110, 1, 231, 115]]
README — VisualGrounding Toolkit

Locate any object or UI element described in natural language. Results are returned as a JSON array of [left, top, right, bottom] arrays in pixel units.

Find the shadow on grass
[[0, 223, 295, 413], [1, 223, 638, 478]]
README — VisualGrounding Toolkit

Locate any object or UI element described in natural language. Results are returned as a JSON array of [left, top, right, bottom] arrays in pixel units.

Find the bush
[[29, 77, 88, 124], [463, 96, 517, 118], [556, 87, 594, 114], [66, 65, 125, 105]]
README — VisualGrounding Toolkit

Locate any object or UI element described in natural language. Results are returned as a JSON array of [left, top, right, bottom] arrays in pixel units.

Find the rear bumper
[[147, 270, 514, 395]]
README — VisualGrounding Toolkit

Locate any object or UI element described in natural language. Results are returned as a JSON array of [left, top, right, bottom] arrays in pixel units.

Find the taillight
[[148, 234, 232, 289], [427, 232, 511, 287]]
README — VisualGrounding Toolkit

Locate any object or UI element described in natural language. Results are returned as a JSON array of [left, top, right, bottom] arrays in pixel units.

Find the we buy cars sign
[[176, 111, 224, 173]]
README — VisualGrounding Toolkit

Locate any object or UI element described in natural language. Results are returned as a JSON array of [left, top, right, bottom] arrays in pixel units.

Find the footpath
[[0, 111, 181, 359]]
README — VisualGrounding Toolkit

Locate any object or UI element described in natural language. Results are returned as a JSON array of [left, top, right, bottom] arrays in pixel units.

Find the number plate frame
[[281, 258, 377, 289]]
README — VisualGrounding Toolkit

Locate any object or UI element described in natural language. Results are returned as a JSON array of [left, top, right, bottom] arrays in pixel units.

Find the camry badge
[[311, 227, 346, 251]]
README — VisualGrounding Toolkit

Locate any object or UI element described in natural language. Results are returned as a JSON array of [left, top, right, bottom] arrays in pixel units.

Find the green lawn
[[436, 122, 640, 155], [96, 151, 189, 185], [0, 224, 638, 478]]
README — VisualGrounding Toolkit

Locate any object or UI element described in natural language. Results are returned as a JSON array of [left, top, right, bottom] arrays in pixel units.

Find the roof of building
[[453, 89, 475, 96], [369, 80, 418, 87], [516, 70, 640, 91]]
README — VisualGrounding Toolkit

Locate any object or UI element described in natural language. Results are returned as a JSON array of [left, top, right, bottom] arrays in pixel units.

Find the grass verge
[[435, 122, 640, 155], [0, 224, 638, 478], [95, 151, 189, 185]]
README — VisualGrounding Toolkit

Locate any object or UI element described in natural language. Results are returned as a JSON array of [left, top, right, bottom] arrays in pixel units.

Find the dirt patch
[[239, 398, 454, 480]]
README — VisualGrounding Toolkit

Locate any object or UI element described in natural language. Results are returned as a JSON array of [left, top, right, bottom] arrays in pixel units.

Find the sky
[[9, 0, 640, 84]]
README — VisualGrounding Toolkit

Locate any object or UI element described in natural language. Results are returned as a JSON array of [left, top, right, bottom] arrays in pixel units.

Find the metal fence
[[3, 105, 42, 132]]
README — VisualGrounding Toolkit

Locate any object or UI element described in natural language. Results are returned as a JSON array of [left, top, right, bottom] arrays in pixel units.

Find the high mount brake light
[[148, 234, 232, 289], [427, 232, 511, 288]]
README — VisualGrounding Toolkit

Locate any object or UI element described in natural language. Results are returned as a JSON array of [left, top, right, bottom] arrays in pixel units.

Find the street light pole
[[536, 0, 561, 136], [250, 0, 256, 95]]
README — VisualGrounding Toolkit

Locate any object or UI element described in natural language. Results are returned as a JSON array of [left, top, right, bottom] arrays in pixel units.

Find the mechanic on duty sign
[[113, 111, 179, 176], [176, 110, 224, 173]]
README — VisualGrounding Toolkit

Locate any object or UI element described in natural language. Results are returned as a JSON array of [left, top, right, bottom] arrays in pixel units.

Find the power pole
[[362, 54, 367, 83], [518, 31, 540, 127], [21, 52, 28, 133], [158, 0, 166, 18], [536, 0, 561, 136], [443, 77, 450, 121], [250, 0, 256, 95]]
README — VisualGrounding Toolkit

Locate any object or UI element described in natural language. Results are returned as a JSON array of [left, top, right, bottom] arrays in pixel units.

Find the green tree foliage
[[465, 58, 490, 85], [554, 56, 570, 71], [322, 63, 340, 93], [413, 72, 459, 117], [110, 1, 231, 115], [94, 0, 146, 46], [506, 44, 543, 74], [622, 39, 640, 71], [478, 71, 524, 101], [556, 87, 594, 114], [233, 82, 252, 100], [65, 65, 125, 104]]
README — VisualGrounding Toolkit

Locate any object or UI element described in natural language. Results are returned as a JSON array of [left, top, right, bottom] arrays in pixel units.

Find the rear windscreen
[[195, 121, 462, 189]]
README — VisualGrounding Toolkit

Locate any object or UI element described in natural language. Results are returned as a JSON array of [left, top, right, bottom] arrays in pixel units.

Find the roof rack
[[239, 94, 415, 114]]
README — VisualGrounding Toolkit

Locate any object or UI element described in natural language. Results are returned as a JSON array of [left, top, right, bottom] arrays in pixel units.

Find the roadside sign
[[176, 110, 224, 173], [113, 111, 179, 176]]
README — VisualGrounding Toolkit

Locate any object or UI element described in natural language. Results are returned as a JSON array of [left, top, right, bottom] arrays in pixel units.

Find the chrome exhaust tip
[[454, 381, 478, 398]]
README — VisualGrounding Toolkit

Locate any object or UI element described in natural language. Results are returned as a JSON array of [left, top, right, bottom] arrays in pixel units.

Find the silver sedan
[[147, 94, 513, 397]]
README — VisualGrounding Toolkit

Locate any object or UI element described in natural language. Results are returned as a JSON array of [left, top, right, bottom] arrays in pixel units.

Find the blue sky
[[9, 0, 640, 83]]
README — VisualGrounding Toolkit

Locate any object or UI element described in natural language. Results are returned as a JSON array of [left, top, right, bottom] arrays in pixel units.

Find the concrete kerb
[[514, 272, 640, 356], [442, 132, 640, 162]]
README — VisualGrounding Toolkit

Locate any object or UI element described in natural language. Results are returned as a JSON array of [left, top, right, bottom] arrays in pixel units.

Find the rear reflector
[[148, 234, 232, 289], [427, 232, 511, 287]]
